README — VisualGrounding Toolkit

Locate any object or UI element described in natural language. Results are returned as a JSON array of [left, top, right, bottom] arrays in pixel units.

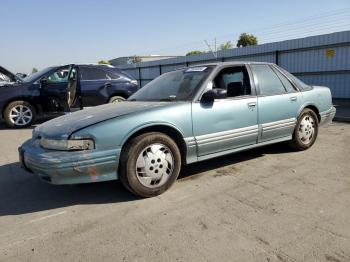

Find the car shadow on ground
[[179, 142, 293, 180], [0, 123, 36, 130], [0, 142, 294, 216]]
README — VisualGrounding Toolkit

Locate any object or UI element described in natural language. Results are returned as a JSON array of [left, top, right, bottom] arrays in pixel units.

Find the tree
[[32, 68, 38, 73], [236, 33, 258, 47], [129, 56, 142, 64], [219, 41, 233, 50], [98, 60, 110, 65], [186, 50, 204, 56]]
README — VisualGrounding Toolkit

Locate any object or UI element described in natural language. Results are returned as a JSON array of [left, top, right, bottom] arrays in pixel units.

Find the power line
[[140, 8, 350, 55], [258, 21, 350, 39], [204, 11, 350, 43]]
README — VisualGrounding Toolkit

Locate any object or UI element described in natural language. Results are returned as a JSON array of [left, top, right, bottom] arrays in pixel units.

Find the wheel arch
[[2, 97, 40, 118], [121, 123, 188, 165], [298, 103, 321, 123], [108, 92, 129, 102]]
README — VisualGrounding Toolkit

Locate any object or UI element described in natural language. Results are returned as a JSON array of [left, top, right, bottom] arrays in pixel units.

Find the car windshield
[[22, 67, 54, 83], [128, 66, 214, 101]]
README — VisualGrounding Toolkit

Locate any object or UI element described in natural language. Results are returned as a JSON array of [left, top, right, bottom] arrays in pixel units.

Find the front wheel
[[289, 109, 319, 150], [4, 100, 36, 128], [119, 132, 181, 197]]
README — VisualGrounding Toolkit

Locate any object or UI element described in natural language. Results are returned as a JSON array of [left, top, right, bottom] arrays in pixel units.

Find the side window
[[47, 67, 70, 83], [211, 66, 251, 99], [80, 68, 109, 80], [272, 67, 296, 93], [277, 66, 309, 90], [106, 71, 120, 80], [251, 64, 286, 96]]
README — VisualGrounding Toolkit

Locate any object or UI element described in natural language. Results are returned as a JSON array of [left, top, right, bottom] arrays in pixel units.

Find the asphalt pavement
[[0, 122, 349, 262]]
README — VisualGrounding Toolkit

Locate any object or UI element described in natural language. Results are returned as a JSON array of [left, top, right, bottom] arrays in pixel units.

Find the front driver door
[[40, 65, 73, 112], [192, 65, 258, 157]]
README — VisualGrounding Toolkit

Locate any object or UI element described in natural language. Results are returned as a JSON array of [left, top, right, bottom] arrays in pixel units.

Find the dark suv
[[0, 64, 138, 128]]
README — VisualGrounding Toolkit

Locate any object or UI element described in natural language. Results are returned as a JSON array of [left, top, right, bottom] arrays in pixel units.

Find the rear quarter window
[[276, 66, 311, 90], [80, 68, 109, 80], [272, 67, 296, 93]]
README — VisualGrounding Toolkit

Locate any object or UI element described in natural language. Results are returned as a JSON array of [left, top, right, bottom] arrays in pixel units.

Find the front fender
[[120, 121, 186, 145], [71, 102, 193, 150]]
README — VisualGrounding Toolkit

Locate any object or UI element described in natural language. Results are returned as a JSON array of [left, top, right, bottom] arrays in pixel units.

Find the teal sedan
[[19, 62, 336, 197]]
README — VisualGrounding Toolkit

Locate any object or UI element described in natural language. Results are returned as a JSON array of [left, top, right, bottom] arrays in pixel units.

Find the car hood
[[0, 66, 22, 85], [0, 81, 33, 90], [35, 101, 171, 139]]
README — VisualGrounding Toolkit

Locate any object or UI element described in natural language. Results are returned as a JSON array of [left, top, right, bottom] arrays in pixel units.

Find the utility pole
[[214, 38, 217, 54], [204, 39, 217, 59]]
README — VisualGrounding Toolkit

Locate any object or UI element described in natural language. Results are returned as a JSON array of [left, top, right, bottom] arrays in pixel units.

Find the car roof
[[49, 63, 115, 68], [75, 63, 114, 67], [188, 61, 275, 67]]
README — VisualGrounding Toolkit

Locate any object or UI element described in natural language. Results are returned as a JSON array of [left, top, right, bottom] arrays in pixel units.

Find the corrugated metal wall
[[118, 31, 350, 98]]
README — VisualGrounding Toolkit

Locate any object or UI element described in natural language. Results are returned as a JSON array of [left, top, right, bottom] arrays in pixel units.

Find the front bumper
[[320, 106, 336, 126], [19, 139, 120, 185]]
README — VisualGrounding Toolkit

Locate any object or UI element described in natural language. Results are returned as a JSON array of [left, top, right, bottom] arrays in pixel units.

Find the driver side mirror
[[200, 90, 215, 104]]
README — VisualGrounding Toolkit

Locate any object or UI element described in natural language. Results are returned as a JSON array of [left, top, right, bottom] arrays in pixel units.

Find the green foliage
[[219, 41, 233, 50], [186, 50, 204, 56], [236, 33, 258, 47], [32, 68, 38, 73], [98, 60, 110, 65]]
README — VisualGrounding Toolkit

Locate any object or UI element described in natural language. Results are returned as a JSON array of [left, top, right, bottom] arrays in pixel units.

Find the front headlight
[[40, 138, 95, 151]]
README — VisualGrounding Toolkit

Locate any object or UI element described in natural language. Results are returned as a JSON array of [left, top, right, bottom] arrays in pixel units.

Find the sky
[[1, 0, 349, 73]]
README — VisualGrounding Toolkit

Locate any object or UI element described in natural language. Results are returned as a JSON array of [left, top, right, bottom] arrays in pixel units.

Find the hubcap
[[9, 105, 32, 126], [298, 114, 315, 145], [135, 143, 174, 188], [112, 97, 125, 103]]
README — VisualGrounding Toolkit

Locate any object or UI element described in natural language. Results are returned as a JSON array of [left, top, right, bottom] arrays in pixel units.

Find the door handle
[[104, 83, 112, 88], [290, 96, 297, 101], [247, 102, 256, 108]]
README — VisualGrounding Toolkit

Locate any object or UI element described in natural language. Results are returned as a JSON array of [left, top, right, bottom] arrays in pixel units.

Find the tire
[[4, 100, 36, 128], [109, 96, 126, 103], [119, 132, 181, 197], [289, 108, 318, 151]]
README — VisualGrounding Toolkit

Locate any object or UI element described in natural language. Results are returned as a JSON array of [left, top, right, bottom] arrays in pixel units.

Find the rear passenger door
[[79, 67, 113, 107], [250, 64, 302, 142]]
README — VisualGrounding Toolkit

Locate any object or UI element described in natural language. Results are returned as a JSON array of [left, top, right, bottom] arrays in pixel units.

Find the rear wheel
[[119, 132, 181, 197], [109, 96, 126, 103], [4, 101, 36, 128], [289, 108, 318, 150]]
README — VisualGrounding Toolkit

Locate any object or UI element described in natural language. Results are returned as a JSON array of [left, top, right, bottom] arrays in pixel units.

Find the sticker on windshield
[[185, 67, 207, 72]]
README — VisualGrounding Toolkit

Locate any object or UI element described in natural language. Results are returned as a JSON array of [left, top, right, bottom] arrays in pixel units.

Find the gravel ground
[[0, 122, 349, 262]]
